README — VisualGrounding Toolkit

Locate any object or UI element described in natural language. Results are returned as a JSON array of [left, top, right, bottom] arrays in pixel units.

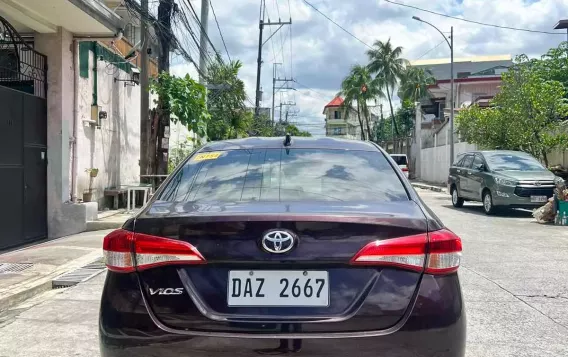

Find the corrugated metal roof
[[411, 56, 513, 81]]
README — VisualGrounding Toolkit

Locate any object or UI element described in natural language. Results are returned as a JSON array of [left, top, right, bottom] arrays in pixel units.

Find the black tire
[[451, 186, 464, 208], [482, 190, 496, 215]]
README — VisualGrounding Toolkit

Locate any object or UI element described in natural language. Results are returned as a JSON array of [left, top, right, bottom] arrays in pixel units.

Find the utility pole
[[155, 0, 175, 176], [139, 0, 149, 176], [254, 0, 291, 118], [271, 62, 281, 124], [199, 0, 209, 83], [449, 26, 454, 164], [273, 76, 294, 124]]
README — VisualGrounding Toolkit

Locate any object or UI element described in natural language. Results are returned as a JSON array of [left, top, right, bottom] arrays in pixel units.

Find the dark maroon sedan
[[99, 137, 465, 357]]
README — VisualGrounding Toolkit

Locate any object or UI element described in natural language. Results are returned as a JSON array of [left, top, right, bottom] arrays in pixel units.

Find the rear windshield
[[158, 149, 408, 202], [390, 155, 408, 166]]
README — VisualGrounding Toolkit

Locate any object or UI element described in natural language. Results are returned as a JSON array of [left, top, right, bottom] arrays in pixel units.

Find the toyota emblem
[[261, 230, 296, 254], [534, 181, 541, 187]]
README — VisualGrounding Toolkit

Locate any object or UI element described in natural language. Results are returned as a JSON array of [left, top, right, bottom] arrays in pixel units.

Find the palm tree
[[366, 39, 407, 138], [340, 65, 384, 140], [398, 66, 435, 102]]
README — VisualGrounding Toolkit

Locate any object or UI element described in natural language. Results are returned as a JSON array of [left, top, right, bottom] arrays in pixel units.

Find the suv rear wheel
[[451, 186, 464, 208]]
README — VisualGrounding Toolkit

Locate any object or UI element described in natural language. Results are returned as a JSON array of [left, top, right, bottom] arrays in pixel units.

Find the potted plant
[[83, 168, 99, 202]]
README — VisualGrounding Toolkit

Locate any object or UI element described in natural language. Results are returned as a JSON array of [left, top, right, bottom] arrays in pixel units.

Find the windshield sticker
[[193, 152, 222, 161]]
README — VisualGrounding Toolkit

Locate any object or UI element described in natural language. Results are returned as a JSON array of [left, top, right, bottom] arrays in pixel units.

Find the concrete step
[[85, 211, 134, 232]]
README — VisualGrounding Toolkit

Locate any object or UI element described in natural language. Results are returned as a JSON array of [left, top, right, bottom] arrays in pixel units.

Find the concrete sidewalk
[[0, 230, 110, 312]]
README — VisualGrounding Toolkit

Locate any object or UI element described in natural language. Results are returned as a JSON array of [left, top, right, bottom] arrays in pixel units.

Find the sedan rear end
[[99, 138, 466, 357]]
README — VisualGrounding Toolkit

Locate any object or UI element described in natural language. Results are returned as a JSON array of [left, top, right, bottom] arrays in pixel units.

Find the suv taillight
[[103, 229, 206, 273], [350, 229, 462, 275]]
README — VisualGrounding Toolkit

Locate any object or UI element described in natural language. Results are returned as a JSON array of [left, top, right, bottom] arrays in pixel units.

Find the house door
[[0, 16, 47, 250]]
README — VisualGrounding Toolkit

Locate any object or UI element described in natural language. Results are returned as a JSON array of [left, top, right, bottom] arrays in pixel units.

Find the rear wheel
[[451, 186, 464, 208], [482, 190, 496, 215]]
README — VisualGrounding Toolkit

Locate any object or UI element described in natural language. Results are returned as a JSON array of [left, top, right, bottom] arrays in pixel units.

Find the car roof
[[390, 154, 407, 157], [200, 137, 380, 152]]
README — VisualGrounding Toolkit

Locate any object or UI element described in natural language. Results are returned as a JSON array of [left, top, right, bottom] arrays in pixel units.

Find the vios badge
[[261, 230, 296, 254]]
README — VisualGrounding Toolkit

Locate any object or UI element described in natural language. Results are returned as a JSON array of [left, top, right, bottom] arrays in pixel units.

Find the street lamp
[[553, 19, 568, 43], [413, 16, 455, 165]]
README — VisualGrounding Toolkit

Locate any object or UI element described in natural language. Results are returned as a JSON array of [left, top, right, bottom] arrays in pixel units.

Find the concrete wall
[[75, 48, 141, 205], [420, 142, 478, 184], [35, 28, 87, 238]]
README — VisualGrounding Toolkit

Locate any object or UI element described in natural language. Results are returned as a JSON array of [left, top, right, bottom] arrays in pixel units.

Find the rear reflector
[[103, 229, 206, 273], [350, 229, 461, 275]]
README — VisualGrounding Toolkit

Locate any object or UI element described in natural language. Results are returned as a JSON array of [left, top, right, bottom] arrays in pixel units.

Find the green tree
[[397, 66, 435, 102], [150, 72, 210, 144], [367, 39, 407, 138], [375, 100, 415, 142], [206, 60, 251, 140], [456, 54, 568, 166], [340, 64, 384, 140]]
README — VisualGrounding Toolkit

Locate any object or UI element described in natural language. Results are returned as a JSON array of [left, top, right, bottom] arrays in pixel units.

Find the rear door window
[[158, 149, 409, 202], [390, 155, 408, 166], [462, 155, 474, 169]]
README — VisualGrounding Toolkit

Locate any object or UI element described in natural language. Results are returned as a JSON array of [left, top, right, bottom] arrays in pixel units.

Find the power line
[[209, 0, 231, 62], [293, 80, 330, 100], [415, 39, 446, 60], [384, 0, 565, 35], [182, 0, 224, 62], [302, 0, 372, 49]]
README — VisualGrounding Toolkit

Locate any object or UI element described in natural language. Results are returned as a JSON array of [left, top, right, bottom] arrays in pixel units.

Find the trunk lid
[[134, 200, 429, 333]]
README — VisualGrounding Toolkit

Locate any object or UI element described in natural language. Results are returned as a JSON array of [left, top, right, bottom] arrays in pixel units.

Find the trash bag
[[533, 200, 555, 223]]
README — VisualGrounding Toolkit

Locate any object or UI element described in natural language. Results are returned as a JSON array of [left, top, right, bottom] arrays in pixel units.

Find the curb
[[411, 182, 446, 193], [0, 251, 102, 312]]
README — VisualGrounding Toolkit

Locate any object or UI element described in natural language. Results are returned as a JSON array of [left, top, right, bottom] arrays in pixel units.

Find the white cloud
[[170, 0, 568, 135]]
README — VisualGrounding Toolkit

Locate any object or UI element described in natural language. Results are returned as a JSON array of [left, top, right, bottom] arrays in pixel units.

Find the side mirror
[[474, 163, 485, 171]]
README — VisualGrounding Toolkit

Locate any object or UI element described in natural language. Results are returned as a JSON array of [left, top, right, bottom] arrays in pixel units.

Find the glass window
[[158, 149, 409, 203], [484, 152, 545, 171], [390, 155, 408, 166], [472, 155, 484, 169], [462, 155, 474, 169], [334, 111, 341, 119], [453, 154, 466, 167]]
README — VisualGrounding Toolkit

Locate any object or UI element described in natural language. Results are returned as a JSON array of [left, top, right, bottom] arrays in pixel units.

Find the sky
[[171, 0, 568, 136]]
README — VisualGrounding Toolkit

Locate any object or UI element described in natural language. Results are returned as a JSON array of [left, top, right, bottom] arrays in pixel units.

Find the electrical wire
[[302, 0, 372, 49], [182, 0, 224, 62], [209, 0, 232, 62], [415, 39, 446, 60], [384, 0, 566, 35]]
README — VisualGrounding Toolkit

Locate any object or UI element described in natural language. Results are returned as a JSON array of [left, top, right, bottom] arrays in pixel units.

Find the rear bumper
[[99, 272, 466, 357]]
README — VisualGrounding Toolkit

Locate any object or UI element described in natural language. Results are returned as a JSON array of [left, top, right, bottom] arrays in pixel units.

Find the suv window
[[472, 155, 484, 169], [453, 154, 466, 167], [462, 155, 474, 169], [158, 149, 409, 202]]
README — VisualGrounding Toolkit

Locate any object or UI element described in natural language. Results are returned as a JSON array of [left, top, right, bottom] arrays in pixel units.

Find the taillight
[[402, 167, 409, 172], [425, 229, 462, 274], [350, 229, 461, 275], [103, 229, 206, 273]]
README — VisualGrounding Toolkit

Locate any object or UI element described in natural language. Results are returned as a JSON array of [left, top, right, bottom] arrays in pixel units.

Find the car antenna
[[283, 133, 292, 147]]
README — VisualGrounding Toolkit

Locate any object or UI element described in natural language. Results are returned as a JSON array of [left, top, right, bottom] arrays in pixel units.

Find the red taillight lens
[[350, 229, 462, 275], [402, 167, 409, 172], [350, 234, 427, 272], [103, 229, 205, 273]]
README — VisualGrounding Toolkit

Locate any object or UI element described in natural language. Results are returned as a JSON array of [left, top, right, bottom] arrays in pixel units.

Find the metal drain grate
[[52, 257, 106, 288], [0, 263, 34, 274]]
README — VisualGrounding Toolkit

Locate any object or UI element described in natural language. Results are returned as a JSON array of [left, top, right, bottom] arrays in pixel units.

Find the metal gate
[[0, 16, 47, 250]]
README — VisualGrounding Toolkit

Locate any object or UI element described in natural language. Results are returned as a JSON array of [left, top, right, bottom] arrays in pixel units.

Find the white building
[[0, 0, 159, 249]]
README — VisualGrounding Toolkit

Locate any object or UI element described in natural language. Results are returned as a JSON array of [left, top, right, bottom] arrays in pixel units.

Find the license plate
[[531, 195, 548, 203], [227, 270, 329, 307]]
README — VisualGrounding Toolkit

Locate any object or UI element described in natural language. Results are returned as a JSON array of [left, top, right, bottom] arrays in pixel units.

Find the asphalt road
[[0, 189, 567, 357]]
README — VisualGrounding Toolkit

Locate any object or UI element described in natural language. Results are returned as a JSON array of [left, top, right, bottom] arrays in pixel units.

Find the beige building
[[323, 96, 377, 140]]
